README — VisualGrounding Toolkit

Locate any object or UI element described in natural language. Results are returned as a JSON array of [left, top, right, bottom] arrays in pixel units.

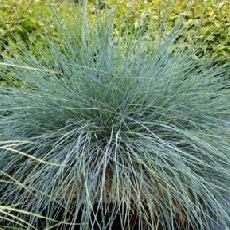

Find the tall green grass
[[0, 9, 229, 230]]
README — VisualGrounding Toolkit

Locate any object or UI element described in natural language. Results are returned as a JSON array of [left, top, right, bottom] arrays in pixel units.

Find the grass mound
[[0, 13, 229, 230]]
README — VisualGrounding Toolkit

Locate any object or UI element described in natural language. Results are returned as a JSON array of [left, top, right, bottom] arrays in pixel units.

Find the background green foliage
[[0, 0, 77, 85], [0, 0, 229, 86], [0, 0, 77, 52], [102, 0, 229, 60], [0, 0, 229, 58], [0, 0, 50, 51]]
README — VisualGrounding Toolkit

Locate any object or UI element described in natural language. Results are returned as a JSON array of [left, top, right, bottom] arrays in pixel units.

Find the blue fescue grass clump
[[0, 14, 230, 229]]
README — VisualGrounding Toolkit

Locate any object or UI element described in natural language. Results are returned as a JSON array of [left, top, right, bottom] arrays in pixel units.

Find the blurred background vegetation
[[102, 0, 229, 59], [0, 0, 229, 86]]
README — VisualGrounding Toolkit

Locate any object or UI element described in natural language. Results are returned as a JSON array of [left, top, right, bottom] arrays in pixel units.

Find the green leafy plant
[[1, 0, 229, 61], [0, 12, 229, 229], [90, 0, 229, 62], [0, 0, 81, 86], [0, 0, 76, 47]]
